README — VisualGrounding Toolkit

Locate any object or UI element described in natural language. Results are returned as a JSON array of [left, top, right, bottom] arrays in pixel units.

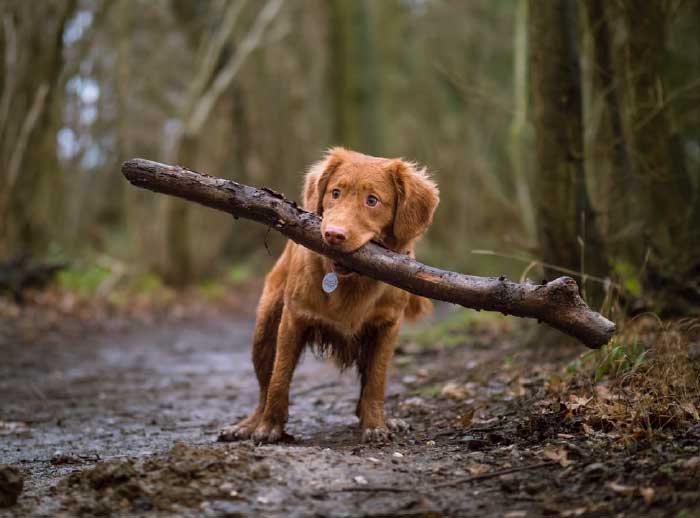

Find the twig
[[264, 224, 273, 256], [431, 461, 556, 489], [330, 486, 414, 494], [326, 461, 557, 494]]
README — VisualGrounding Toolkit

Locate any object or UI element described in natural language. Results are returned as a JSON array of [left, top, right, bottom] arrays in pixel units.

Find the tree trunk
[[122, 158, 616, 348], [157, 0, 284, 286], [0, 0, 76, 257], [582, 0, 632, 244], [508, 0, 535, 241], [160, 135, 198, 285], [328, 0, 381, 154], [595, 1, 700, 314], [528, 0, 609, 307]]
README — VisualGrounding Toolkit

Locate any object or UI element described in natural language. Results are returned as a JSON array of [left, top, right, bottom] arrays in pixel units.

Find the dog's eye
[[366, 195, 379, 207], [331, 189, 341, 199]]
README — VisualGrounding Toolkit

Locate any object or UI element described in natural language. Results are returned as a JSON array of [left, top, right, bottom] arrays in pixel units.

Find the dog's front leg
[[357, 321, 406, 442], [252, 307, 305, 443]]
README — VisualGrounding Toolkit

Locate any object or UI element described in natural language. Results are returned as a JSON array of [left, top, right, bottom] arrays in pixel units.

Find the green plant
[[198, 279, 226, 301], [591, 337, 648, 382], [56, 265, 112, 296], [131, 273, 165, 295], [401, 309, 477, 351], [227, 263, 254, 284], [612, 260, 642, 297]]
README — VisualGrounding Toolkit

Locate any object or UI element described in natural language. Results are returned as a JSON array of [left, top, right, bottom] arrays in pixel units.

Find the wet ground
[[1, 309, 699, 517]]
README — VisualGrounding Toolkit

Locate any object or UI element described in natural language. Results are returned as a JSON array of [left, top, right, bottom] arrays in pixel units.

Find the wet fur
[[221, 148, 439, 443]]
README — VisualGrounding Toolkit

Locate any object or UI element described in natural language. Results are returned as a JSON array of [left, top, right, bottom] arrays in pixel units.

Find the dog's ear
[[389, 159, 439, 244], [302, 148, 346, 215]]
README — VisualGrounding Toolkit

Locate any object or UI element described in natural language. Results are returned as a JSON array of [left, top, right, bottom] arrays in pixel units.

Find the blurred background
[[0, 0, 698, 318]]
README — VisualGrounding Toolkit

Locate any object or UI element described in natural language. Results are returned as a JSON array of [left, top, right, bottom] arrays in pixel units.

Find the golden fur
[[219, 147, 439, 443]]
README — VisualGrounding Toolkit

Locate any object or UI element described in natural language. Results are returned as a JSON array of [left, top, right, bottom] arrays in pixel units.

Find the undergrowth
[[562, 315, 700, 438], [0, 258, 262, 321], [401, 307, 509, 351], [400, 306, 700, 440]]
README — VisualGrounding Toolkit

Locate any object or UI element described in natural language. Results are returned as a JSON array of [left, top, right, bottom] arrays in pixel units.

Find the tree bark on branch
[[122, 158, 616, 349]]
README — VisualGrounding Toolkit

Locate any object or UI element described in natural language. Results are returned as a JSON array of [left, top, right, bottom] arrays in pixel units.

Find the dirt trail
[[1, 313, 698, 517]]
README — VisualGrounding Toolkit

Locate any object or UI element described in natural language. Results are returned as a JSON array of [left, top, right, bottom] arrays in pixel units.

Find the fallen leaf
[[543, 446, 572, 467], [566, 395, 593, 411], [546, 374, 567, 394], [0, 421, 30, 435], [456, 408, 475, 427], [595, 385, 613, 400], [607, 481, 636, 496], [466, 463, 490, 476], [582, 423, 595, 435], [640, 487, 654, 505], [398, 396, 427, 411], [682, 456, 700, 470], [441, 382, 470, 400], [680, 402, 700, 420]]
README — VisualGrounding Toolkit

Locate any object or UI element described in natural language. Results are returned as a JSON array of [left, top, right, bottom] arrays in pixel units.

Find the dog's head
[[303, 148, 439, 271]]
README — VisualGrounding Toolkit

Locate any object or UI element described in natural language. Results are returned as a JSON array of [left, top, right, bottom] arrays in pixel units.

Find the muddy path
[[1, 311, 699, 517]]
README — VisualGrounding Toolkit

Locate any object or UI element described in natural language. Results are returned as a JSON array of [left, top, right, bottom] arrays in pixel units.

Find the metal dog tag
[[322, 272, 338, 293]]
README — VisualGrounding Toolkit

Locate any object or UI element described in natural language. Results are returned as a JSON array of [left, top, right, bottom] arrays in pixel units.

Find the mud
[[1, 311, 699, 517]]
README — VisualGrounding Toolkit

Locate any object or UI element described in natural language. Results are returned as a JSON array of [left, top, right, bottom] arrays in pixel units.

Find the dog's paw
[[251, 421, 284, 444], [361, 426, 392, 443], [217, 423, 256, 442], [387, 418, 410, 432]]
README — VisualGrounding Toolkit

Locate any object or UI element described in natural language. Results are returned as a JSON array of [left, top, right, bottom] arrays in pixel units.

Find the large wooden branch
[[122, 158, 616, 348]]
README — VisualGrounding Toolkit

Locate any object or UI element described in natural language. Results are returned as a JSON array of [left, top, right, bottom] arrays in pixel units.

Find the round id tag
[[322, 272, 338, 293]]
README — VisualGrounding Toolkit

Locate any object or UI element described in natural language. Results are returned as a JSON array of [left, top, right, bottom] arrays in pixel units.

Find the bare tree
[[158, 0, 285, 285], [0, 0, 77, 257], [508, 0, 535, 241]]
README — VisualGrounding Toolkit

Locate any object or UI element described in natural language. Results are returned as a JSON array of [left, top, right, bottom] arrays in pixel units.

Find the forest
[[1, 1, 700, 517]]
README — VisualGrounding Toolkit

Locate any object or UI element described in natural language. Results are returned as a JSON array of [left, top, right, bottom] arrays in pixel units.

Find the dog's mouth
[[331, 261, 354, 276]]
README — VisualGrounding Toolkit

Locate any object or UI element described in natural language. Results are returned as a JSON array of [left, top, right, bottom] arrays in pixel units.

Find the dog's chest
[[319, 279, 382, 328], [294, 281, 384, 336]]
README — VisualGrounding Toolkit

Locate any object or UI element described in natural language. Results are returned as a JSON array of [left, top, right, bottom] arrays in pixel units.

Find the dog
[[218, 147, 439, 443]]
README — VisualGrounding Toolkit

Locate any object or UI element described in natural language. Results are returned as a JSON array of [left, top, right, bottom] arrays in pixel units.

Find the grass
[[23, 256, 264, 318], [405, 303, 700, 439], [400, 308, 506, 351], [564, 315, 700, 437], [56, 264, 113, 296]]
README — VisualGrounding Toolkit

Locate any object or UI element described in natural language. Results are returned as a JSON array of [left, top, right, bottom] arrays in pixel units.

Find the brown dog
[[219, 148, 439, 443]]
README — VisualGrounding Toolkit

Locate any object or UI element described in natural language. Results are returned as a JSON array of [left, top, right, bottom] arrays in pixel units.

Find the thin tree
[[599, 0, 699, 314], [528, 0, 609, 308], [159, 0, 284, 285], [0, 0, 77, 257], [328, 0, 381, 155]]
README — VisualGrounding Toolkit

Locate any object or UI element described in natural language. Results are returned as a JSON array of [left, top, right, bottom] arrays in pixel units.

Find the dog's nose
[[324, 226, 347, 245]]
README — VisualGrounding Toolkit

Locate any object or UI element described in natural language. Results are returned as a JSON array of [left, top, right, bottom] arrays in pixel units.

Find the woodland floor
[[1, 299, 699, 518]]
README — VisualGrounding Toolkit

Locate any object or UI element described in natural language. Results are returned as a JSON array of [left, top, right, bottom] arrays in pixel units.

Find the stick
[[430, 461, 556, 489], [121, 158, 616, 348], [325, 461, 557, 494]]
